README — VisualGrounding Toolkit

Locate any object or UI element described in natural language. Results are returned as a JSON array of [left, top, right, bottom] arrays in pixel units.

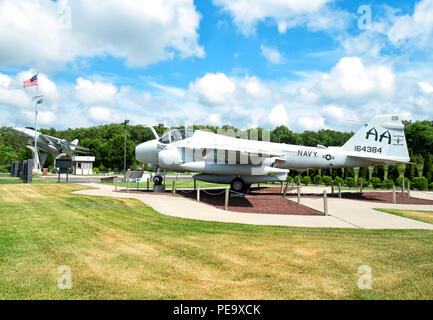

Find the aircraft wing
[[39, 134, 58, 146], [346, 153, 411, 165]]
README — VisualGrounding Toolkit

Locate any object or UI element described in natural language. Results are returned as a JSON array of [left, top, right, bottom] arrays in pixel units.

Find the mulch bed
[[118, 186, 433, 216], [120, 186, 323, 216], [285, 191, 433, 205]]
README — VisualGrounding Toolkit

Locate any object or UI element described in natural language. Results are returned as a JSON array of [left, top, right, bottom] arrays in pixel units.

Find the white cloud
[[87, 106, 112, 123], [189, 73, 236, 105], [207, 113, 222, 125], [267, 104, 288, 127], [0, 0, 204, 68], [213, 0, 346, 35], [418, 81, 433, 95], [323, 105, 344, 120], [317, 57, 395, 100], [260, 45, 283, 64], [298, 116, 326, 131], [387, 0, 433, 45], [75, 78, 118, 106]]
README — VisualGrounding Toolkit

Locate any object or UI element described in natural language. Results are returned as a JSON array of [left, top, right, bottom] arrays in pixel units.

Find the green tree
[[373, 165, 385, 181], [404, 149, 418, 180], [423, 153, 433, 183], [344, 167, 355, 178], [387, 165, 400, 182], [358, 167, 369, 180]]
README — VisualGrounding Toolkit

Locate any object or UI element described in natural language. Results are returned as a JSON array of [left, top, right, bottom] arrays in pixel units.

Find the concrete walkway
[[73, 183, 433, 230]]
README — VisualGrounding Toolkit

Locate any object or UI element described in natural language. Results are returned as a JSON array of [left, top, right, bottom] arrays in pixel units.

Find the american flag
[[23, 74, 38, 88]]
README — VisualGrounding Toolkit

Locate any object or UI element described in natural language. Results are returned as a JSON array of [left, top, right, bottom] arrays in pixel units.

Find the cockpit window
[[158, 129, 195, 144], [159, 133, 170, 144]]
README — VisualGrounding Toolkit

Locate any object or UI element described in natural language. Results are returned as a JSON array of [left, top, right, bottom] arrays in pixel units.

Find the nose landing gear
[[153, 175, 163, 186]]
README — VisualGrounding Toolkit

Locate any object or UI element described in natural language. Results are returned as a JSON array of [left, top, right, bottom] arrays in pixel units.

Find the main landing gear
[[230, 177, 251, 194]]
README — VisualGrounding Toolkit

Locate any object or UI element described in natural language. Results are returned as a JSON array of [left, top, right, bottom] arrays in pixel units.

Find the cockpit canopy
[[158, 129, 195, 144]]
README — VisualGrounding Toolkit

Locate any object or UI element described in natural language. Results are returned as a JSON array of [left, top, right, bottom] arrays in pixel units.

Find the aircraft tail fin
[[342, 115, 410, 164], [71, 139, 79, 145]]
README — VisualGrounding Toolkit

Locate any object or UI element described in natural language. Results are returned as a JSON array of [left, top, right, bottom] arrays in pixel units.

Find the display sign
[[56, 159, 72, 170]]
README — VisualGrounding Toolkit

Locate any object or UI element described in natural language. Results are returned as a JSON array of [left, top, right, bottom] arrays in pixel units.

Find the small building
[[72, 156, 95, 175]]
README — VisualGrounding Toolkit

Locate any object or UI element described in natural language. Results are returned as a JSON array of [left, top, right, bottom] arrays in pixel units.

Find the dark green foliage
[[322, 176, 332, 185], [358, 177, 368, 187], [370, 177, 382, 189], [294, 175, 302, 185], [413, 177, 429, 190], [344, 177, 357, 187], [344, 167, 355, 179], [404, 149, 419, 180], [429, 182, 433, 190], [308, 169, 319, 177], [373, 165, 385, 181], [358, 167, 369, 180], [396, 177, 410, 188], [321, 169, 331, 177], [313, 175, 322, 185], [334, 176, 344, 186], [301, 176, 311, 185], [423, 153, 433, 183], [382, 179, 394, 189], [404, 120, 433, 155], [387, 165, 400, 181], [332, 168, 343, 179]]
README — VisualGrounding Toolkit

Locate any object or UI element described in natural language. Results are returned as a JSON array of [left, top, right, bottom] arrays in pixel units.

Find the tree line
[[0, 120, 432, 188]]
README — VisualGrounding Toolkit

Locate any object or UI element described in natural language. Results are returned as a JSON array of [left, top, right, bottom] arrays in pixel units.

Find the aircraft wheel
[[231, 178, 246, 193], [153, 175, 163, 186]]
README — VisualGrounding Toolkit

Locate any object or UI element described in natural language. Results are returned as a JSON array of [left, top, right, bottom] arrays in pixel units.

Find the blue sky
[[0, 0, 433, 132]]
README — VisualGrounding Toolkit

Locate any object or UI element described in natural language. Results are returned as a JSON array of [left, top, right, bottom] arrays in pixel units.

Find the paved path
[[73, 183, 433, 230]]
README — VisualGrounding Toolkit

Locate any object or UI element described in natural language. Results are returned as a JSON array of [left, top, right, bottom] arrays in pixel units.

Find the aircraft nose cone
[[135, 140, 157, 164]]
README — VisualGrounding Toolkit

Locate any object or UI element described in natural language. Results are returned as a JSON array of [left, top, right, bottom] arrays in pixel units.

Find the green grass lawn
[[1, 183, 433, 300], [376, 209, 433, 225]]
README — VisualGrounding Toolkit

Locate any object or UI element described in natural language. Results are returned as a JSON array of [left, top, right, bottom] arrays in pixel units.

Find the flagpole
[[34, 73, 39, 172]]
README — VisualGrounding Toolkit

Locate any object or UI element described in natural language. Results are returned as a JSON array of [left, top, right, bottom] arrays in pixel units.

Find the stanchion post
[[408, 181, 411, 198], [194, 178, 196, 191], [224, 188, 229, 211], [323, 190, 328, 216], [402, 179, 405, 193], [127, 179, 130, 193], [172, 180, 176, 196], [392, 185, 396, 204], [331, 183, 334, 195], [297, 185, 301, 205], [283, 181, 289, 198], [280, 181, 284, 194], [147, 178, 149, 191], [338, 183, 342, 199], [197, 182, 200, 202], [360, 180, 363, 193], [114, 178, 118, 191], [291, 179, 294, 189]]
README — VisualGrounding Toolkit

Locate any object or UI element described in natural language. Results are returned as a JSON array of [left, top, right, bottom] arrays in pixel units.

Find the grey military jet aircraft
[[13, 127, 88, 173], [134, 115, 410, 192]]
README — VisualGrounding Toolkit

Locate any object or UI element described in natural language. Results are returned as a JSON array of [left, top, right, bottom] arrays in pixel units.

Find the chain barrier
[[202, 189, 227, 196]]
